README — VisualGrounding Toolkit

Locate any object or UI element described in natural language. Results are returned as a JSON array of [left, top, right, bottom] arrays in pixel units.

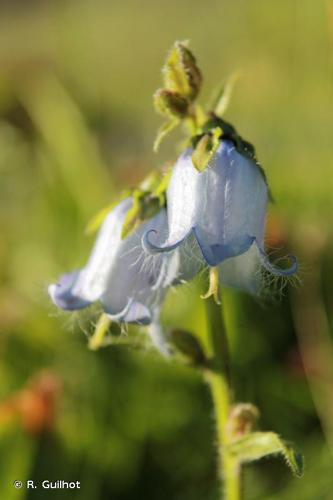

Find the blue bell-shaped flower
[[49, 197, 193, 325], [143, 139, 297, 294]]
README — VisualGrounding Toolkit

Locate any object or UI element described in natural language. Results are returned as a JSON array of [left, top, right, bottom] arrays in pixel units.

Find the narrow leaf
[[153, 119, 179, 152], [211, 72, 240, 117]]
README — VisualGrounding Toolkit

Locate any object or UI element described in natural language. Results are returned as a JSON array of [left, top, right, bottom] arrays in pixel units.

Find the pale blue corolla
[[49, 197, 195, 327], [143, 139, 297, 294]]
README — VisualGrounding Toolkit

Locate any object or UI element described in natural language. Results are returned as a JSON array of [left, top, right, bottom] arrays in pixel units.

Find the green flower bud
[[163, 41, 202, 101], [154, 88, 189, 119], [226, 403, 260, 440]]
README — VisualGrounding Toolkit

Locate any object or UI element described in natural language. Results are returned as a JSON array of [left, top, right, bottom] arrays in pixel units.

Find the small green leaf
[[227, 431, 304, 477], [192, 127, 222, 171], [210, 72, 240, 118], [153, 168, 172, 204], [171, 329, 206, 366], [163, 41, 202, 101], [153, 119, 179, 152], [139, 168, 170, 206]]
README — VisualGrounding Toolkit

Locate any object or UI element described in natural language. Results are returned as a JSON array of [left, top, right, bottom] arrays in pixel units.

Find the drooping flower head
[[143, 137, 297, 295], [49, 197, 171, 325]]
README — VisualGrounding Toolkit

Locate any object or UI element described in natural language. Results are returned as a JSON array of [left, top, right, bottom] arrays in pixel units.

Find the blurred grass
[[0, 0, 333, 499]]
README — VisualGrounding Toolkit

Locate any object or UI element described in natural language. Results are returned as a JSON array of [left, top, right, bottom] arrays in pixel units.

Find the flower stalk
[[204, 295, 241, 500]]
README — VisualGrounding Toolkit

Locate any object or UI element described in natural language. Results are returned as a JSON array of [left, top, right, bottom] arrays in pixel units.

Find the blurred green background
[[1, 0, 333, 498]]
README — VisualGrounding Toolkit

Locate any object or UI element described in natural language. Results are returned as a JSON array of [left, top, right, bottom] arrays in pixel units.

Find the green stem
[[204, 296, 241, 500], [185, 104, 200, 136]]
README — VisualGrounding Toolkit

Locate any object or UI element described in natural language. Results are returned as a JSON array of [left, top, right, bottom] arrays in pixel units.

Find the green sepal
[[121, 167, 172, 239], [208, 72, 240, 118], [153, 119, 179, 152], [154, 167, 172, 204], [227, 431, 304, 478], [138, 170, 163, 192], [171, 329, 206, 366], [86, 167, 171, 239], [120, 192, 141, 238], [163, 41, 202, 101], [121, 189, 161, 239], [199, 115, 237, 143], [192, 127, 222, 172], [195, 115, 271, 193], [199, 116, 255, 160]]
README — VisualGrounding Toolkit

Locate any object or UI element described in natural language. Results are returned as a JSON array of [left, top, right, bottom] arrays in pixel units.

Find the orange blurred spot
[[266, 213, 288, 248], [0, 371, 62, 434]]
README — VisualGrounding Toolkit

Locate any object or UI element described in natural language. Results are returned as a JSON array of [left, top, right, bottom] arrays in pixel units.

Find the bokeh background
[[1, 0, 333, 498]]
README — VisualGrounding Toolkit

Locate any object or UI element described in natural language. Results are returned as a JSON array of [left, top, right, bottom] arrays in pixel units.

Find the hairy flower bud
[[154, 88, 189, 119], [163, 41, 202, 101], [226, 403, 260, 440]]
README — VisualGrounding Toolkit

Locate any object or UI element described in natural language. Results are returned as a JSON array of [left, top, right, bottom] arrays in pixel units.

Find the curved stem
[[204, 296, 241, 500]]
